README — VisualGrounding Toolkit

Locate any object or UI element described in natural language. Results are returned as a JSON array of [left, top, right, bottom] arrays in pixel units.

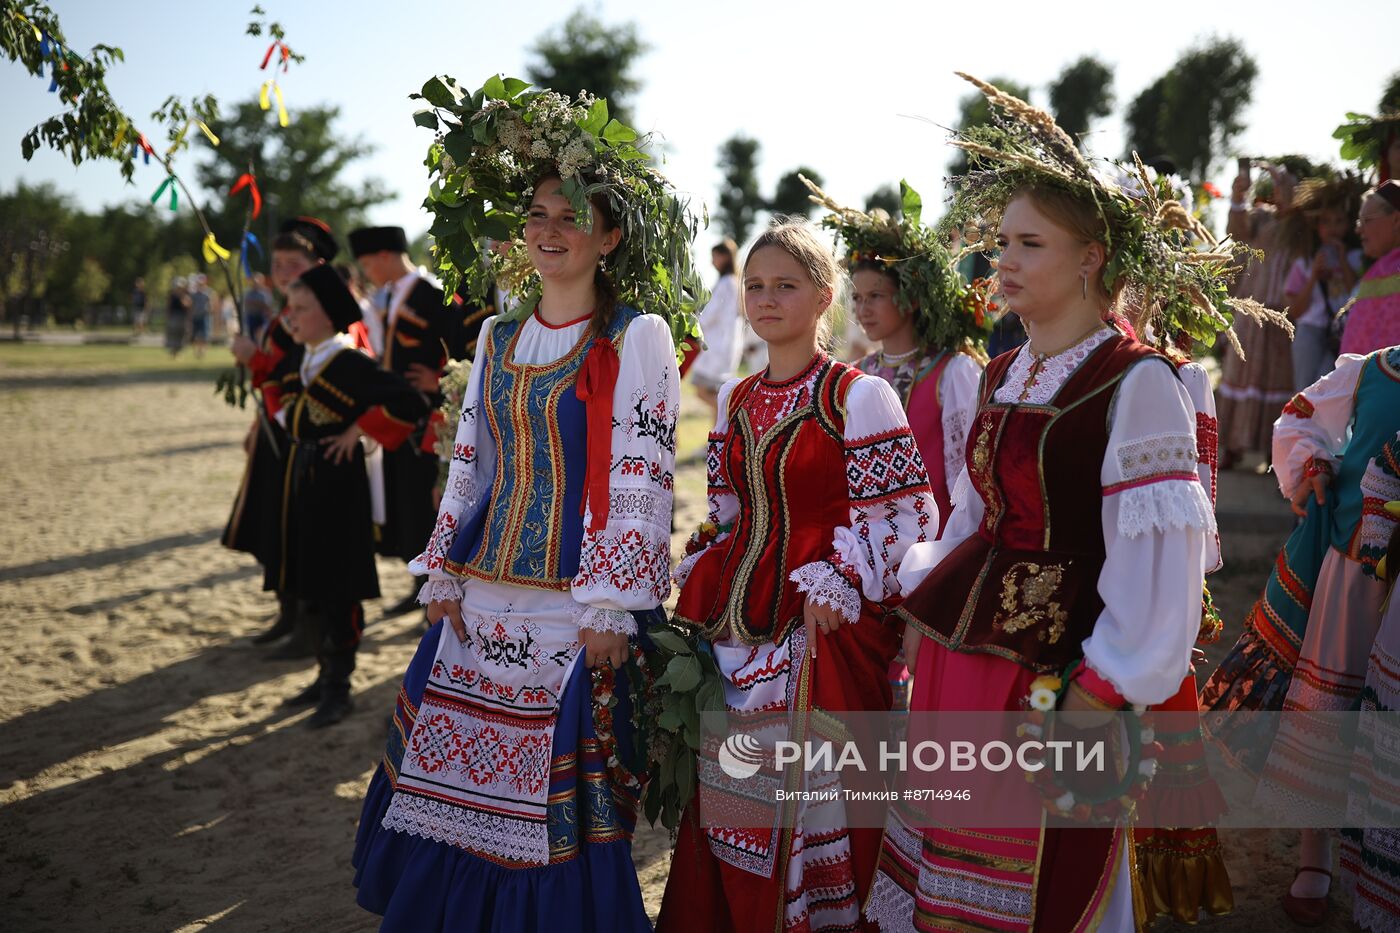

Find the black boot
[[262, 601, 318, 660], [252, 594, 298, 644], [383, 575, 427, 617], [281, 675, 323, 708], [307, 650, 355, 729]]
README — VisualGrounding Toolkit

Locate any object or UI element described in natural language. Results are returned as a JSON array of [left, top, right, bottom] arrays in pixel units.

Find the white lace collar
[[993, 326, 1115, 405]]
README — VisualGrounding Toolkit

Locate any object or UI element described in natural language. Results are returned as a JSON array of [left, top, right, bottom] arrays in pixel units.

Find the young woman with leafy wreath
[[350, 75, 704, 932], [656, 219, 937, 933], [801, 177, 988, 711], [865, 74, 1269, 932]]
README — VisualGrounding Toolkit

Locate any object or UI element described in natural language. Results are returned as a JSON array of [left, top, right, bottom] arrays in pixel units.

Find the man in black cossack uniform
[[348, 226, 465, 614]]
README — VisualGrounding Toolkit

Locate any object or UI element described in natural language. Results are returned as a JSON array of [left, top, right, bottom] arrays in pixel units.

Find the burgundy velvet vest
[[900, 334, 1170, 673]]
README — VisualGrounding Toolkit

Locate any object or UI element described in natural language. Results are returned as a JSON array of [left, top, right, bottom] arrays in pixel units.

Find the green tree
[[0, 182, 71, 333], [1381, 71, 1400, 113], [1124, 76, 1169, 165], [949, 77, 1034, 176], [195, 97, 392, 246], [716, 134, 763, 244], [1123, 38, 1257, 181], [1049, 56, 1114, 147], [526, 8, 648, 124], [865, 184, 901, 218], [770, 167, 823, 218]]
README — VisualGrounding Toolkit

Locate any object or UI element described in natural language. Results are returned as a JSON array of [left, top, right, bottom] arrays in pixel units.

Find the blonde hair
[[743, 217, 847, 349]]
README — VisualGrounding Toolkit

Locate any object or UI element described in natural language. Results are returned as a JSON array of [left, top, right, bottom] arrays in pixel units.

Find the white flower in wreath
[[1053, 791, 1075, 813], [1028, 686, 1058, 712]]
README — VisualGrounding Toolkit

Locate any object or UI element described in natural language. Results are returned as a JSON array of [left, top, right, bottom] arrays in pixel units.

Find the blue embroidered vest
[[444, 306, 640, 590], [1333, 346, 1400, 560]]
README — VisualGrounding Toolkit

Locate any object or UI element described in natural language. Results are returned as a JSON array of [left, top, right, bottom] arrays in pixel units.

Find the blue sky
[[3, 0, 1393, 246]]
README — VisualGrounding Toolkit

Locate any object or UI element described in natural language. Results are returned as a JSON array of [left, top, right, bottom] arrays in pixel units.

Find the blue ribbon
[[240, 232, 263, 277]]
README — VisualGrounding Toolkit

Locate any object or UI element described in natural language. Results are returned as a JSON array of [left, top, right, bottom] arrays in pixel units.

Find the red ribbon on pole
[[229, 173, 262, 219], [575, 337, 619, 532], [259, 41, 291, 72]]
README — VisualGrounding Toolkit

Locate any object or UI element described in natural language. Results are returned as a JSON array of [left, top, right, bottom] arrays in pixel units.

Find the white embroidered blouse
[[676, 358, 938, 626], [410, 311, 680, 636], [898, 327, 1214, 706]]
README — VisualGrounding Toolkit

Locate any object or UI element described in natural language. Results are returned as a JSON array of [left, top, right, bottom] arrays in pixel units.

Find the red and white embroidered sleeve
[[792, 376, 937, 616], [1272, 353, 1368, 499]]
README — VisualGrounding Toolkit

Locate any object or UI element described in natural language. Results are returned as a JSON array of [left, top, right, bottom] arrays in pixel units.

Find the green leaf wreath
[[944, 73, 1291, 358], [802, 175, 992, 356], [411, 74, 707, 357]]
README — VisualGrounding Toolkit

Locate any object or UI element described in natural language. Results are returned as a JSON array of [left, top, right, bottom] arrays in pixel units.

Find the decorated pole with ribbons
[[6, 1, 305, 410]]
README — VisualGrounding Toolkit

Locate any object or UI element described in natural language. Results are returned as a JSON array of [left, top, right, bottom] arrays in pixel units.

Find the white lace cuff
[[577, 606, 638, 637], [417, 577, 465, 607], [789, 560, 861, 625], [1112, 478, 1217, 539]]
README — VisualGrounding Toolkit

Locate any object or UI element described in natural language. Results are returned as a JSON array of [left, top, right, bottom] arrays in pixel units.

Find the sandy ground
[[0, 348, 1356, 931]]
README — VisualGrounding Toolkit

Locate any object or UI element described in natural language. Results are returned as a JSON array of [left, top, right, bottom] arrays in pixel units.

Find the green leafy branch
[[639, 622, 726, 832]]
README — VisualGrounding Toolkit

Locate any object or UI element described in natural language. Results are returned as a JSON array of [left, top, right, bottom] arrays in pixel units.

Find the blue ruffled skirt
[[352, 619, 653, 932]]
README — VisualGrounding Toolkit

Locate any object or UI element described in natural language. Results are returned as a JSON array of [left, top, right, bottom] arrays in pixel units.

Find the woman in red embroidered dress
[[657, 221, 937, 933], [863, 76, 1257, 933]]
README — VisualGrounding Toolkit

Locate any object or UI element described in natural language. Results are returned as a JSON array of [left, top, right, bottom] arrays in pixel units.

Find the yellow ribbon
[[12, 11, 43, 41], [113, 118, 129, 151], [197, 121, 220, 146], [259, 81, 289, 127], [272, 84, 289, 127], [202, 233, 232, 264]]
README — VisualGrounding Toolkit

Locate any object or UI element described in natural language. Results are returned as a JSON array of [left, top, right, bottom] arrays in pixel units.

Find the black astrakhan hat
[[297, 263, 361, 333], [348, 226, 409, 257], [279, 215, 339, 262]]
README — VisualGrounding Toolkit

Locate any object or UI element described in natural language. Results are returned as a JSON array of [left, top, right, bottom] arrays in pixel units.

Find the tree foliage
[[196, 97, 391, 247], [865, 184, 901, 218], [1049, 56, 1114, 147], [716, 134, 763, 244], [1382, 70, 1400, 113], [525, 8, 648, 125], [1123, 37, 1257, 181], [949, 77, 1033, 176], [770, 166, 823, 218]]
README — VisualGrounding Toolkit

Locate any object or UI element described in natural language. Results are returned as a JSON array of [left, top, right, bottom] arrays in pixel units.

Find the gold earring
[[1081, 274, 1088, 300]]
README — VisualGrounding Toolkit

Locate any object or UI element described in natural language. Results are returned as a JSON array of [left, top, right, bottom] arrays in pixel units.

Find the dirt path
[[0, 352, 1354, 931]]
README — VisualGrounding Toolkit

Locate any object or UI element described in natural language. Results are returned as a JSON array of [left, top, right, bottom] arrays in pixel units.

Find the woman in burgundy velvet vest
[[863, 81, 1231, 930], [658, 221, 937, 933]]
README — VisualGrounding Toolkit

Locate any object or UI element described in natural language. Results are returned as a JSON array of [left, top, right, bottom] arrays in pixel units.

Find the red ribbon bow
[[229, 173, 262, 219], [575, 337, 620, 532]]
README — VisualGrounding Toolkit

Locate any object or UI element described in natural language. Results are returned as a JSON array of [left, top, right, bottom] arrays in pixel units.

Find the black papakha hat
[[296, 263, 361, 333], [279, 215, 339, 262], [1377, 179, 1400, 211], [348, 226, 409, 257]]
